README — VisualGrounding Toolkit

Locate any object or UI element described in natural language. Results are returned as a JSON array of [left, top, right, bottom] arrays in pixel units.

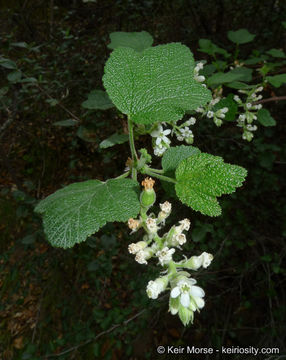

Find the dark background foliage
[[0, 1, 286, 359]]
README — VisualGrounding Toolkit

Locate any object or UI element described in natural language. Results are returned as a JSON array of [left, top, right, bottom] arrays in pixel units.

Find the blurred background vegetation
[[0, 0, 286, 359]]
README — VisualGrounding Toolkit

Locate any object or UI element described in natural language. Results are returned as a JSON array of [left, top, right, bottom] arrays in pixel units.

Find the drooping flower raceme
[[127, 178, 214, 326]]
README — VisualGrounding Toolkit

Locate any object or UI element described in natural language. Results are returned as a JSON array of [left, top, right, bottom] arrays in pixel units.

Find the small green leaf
[[198, 39, 230, 57], [227, 29, 256, 44], [99, 133, 129, 149], [266, 48, 286, 58], [108, 31, 153, 52], [226, 81, 254, 90], [161, 145, 201, 197], [45, 98, 59, 106], [81, 90, 114, 110], [213, 94, 238, 121], [76, 125, 97, 142], [11, 42, 28, 48], [266, 74, 286, 88], [53, 119, 79, 127], [175, 153, 247, 216], [257, 109, 276, 127], [7, 70, 22, 83], [208, 67, 252, 86], [103, 43, 212, 125], [0, 58, 17, 69], [282, 21, 286, 29], [35, 178, 140, 248]]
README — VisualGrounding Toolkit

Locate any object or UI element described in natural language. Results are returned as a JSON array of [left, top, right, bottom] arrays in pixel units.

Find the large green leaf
[[108, 31, 153, 52], [227, 29, 255, 44], [81, 90, 114, 110], [161, 145, 201, 197], [35, 178, 140, 248], [175, 153, 247, 216], [103, 43, 212, 125]]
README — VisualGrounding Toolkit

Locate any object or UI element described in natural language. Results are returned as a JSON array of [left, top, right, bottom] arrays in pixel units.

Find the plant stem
[[147, 167, 165, 174], [114, 171, 131, 180], [143, 168, 177, 184], [127, 116, 138, 181]]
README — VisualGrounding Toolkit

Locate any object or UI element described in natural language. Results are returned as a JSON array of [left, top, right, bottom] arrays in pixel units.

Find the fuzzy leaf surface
[[161, 145, 201, 197], [103, 43, 212, 125], [35, 179, 140, 248], [175, 153, 247, 216]]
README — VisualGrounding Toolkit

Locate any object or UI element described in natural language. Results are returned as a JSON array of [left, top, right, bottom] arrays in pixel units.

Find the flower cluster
[[194, 62, 206, 83], [127, 178, 213, 326], [234, 86, 263, 141], [196, 97, 229, 127], [150, 118, 197, 156], [150, 124, 171, 156]]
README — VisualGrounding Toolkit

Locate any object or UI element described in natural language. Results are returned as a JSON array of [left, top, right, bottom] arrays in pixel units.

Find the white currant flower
[[170, 278, 205, 310], [146, 217, 157, 233], [146, 276, 168, 299], [198, 252, 214, 268], [160, 201, 172, 214], [234, 95, 241, 103], [135, 247, 153, 264], [185, 117, 196, 126], [179, 218, 191, 231], [151, 125, 171, 145], [195, 107, 204, 113], [175, 233, 187, 246], [210, 97, 220, 106], [156, 247, 175, 266], [194, 75, 205, 82], [242, 131, 254, 142], [207, 111, 214, 118], [128, 241, 147, 254]]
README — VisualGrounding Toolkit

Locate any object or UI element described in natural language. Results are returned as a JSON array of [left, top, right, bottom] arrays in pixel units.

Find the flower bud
[[182, 255, 203, 270], [140, 178, 156, 209], [146, 276, 169, 299], [128, 241, 147, 254]]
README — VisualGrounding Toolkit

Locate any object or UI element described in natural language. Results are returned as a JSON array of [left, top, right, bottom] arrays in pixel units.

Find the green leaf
[[227, 29, 256, 44], [108, 31, 153, 52], [213, 94, 238, 121], [175, 153, 247, 216], [161, 145, 201, 197], [81, 90, 114, 110], [266, 74, 286, 88], [76, 125, 97, 142], [257, 109, 276, 127], [208, 67, 252, 86], [266, 48, 286, 58], [162, 145, 201, 175], [7, 70, 22, 83], [35, 178, 140, 248], [0, 58, 17, 69], [198, 39, 230, 57], [53, 119, 79, 127], [282, 21, 286, 29], [225, 81, 254, 90], [99, 133, 129, 149], [103, 43, 212, 125]]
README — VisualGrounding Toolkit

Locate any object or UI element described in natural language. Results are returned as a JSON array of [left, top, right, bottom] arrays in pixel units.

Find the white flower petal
[[180, 293, 190, 307], [171, 286, 180, 298], [194, 296, 205, 309], [189, 285, 205, 298]]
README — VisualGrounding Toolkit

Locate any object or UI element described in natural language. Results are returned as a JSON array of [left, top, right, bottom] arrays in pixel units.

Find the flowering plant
[[35, 32, 249, 325]]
